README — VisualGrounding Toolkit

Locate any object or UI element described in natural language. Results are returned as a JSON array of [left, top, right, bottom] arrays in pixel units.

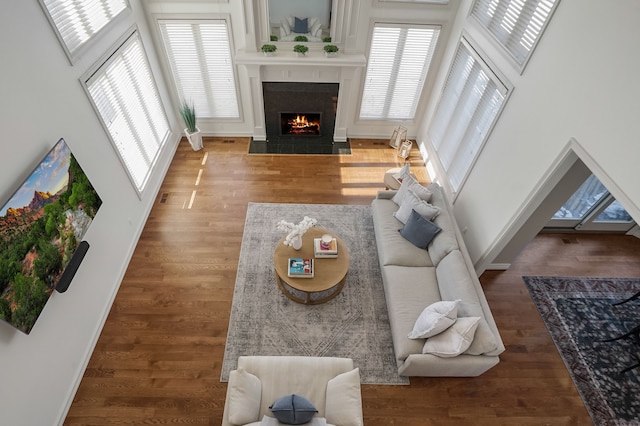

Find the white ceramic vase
[[291, 235, 303, 250], [185, 127, 203, 151]]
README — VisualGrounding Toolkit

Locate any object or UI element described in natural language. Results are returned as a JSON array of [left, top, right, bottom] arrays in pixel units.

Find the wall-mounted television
[[0, 139, 102, 334]]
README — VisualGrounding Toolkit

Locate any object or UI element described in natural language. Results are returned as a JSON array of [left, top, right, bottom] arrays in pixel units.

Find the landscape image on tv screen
[[0, 139, 102, 334]]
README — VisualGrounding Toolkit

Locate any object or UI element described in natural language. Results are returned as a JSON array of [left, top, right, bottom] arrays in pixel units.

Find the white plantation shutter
[[86, 32, 170, 193], [360, 24, 440, 120], [41, 0, 129, 57], [429, 38, 508, 193], [471, 0, 558, 66], [159, 20, 240, 119]]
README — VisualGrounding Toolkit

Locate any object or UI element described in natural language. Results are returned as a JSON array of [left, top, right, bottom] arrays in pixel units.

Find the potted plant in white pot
[[180, 101, 203, 151], [261, 44, 277, 56], [293, 44, 309, 57], [323, 44, 339, 58]]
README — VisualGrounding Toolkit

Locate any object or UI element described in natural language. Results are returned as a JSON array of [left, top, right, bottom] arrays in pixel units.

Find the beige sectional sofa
[[371, 182, 505, 377]]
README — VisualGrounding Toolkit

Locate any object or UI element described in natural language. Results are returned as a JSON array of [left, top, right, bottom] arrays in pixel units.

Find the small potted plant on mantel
[[179, 101, 203, 151], [323, 44, 339, 58], [293, 44, 309, 57], [294, 35, 308, 42], [261, 44, 277, 56]]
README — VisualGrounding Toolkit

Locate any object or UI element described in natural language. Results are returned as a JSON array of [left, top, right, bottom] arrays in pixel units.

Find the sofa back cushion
[[425, 184, 458, 265], [435, 250, 500, 355]]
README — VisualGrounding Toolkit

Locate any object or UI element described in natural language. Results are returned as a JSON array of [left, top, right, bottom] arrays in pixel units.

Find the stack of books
[[288, 258, 314, 278], [314, 237, 338, 258]]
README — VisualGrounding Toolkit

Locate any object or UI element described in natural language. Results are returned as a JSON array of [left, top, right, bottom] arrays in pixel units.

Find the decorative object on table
[[293, 44, 309, 57], [261, 44, 277, 56], [398, 139, 413, 159], [523, 276, 640, 426], [314, 234, 338, 258], [222, 202, 407, 385], [389, 125, 407, 149], [179, 101, 203, 151], [323, 44, 339, 57], [276, 216, 317, 249], [287, 258, 314, 278]]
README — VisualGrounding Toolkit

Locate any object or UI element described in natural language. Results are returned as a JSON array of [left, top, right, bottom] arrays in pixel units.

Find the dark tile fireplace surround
[[249, 82, 350, 154]]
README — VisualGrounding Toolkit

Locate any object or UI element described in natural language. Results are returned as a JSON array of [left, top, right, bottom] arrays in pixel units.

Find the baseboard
[[486, 263, 511, 271]]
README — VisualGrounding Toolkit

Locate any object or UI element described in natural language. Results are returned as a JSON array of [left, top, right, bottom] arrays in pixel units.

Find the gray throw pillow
[[270, 394, 318, 425], [294, 17, 308, 33], [399, 209, 442, 249]]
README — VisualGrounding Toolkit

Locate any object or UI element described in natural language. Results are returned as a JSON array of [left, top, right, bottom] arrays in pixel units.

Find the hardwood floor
[[64, 138, 640, 425]]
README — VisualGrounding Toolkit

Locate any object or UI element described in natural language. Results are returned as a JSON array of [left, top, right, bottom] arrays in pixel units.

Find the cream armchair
[[279, 16, 323, 42], [222, 356, 363, 426]]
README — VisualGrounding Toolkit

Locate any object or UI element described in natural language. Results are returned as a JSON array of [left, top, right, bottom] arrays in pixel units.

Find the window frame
[[38, 0, 131, 64], [428, 34, 512, 199], [81, 27, 171, 197], [157, 17, 242, 121], [359, 22, 441, 122], [469, 0, 561, 73]]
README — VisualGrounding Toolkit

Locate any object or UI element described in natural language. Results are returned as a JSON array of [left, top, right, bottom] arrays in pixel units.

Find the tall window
[[159, 20, 240, 119], [85, 32, 170, 194], [471, 0, 559, 67], [429, 37, 509, 194], [359, 23, 440, 121], [40, 0, 129, 59]]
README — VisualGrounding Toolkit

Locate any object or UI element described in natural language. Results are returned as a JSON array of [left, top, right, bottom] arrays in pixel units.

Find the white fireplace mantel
[[236, 50, 366, 142]]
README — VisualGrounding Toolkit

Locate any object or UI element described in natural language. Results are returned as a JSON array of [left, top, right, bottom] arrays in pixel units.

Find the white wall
[[418, 0, 640, 270], [0, 2, 179, 425]]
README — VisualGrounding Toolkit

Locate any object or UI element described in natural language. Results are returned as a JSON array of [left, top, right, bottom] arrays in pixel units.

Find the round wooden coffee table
[[273, 228, 350, 304]]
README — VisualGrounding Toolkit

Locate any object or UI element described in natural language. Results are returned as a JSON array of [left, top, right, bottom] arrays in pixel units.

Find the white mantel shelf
[[235, 50, 367, 67]]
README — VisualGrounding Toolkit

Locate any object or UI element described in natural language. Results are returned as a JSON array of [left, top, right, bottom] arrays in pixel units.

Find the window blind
[[429, 39, 508, 193], [471, 0, 558, 66], [359, 24, 440, 120], [86, 32, 170, 192], [159, 20, 240, 119], [42, 0, 128, 56]]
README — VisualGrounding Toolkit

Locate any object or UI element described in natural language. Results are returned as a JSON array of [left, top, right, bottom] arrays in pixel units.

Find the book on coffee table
[[314, 237, 338, 258], [288, 258, 314, 278]]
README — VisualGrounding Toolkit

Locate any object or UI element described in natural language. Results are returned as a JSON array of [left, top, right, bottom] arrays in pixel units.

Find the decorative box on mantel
[[235, 51, 366, 143]]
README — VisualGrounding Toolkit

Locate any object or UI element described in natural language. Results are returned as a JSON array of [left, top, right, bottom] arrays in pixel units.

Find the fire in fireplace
[[280, 112, 321, 136]]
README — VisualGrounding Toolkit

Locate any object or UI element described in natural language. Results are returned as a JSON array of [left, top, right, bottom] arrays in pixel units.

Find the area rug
[[221, 202, 408, 385], [523, 276, 640, 425]]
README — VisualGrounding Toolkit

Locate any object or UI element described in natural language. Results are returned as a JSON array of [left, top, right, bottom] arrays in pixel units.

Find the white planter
[[296, 52, 307, 57], [185, 127, 203, 151], [263, 51, 276, 57], [324, 51, 339, 58]]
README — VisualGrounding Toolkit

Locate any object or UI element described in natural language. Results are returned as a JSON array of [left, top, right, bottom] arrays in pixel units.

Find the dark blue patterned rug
[[523, 276, 640, 426]]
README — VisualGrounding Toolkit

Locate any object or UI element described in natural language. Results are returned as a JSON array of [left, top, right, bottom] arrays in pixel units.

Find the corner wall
[[0, 2, 179, 425], [418, 0, 640, 271]]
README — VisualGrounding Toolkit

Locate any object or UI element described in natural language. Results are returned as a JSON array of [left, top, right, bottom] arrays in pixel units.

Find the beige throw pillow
[[394, 189, 440, 224], [325, 368, 363, 426], [228, 367, 262, 425], [408, 300, 459, 339], [422, 317, 481, 357]]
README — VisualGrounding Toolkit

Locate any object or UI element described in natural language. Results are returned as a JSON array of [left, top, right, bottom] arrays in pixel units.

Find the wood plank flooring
[[64, 138, 640, 425]]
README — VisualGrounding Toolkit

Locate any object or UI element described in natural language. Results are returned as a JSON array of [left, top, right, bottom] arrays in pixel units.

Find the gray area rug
[[221, 202, 408, 385], [523, 276, 640, 426]]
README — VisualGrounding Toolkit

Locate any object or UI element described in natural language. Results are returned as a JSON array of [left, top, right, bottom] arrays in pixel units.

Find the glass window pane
[[552, 174, 607, 219], [594, 200, 633, 223]]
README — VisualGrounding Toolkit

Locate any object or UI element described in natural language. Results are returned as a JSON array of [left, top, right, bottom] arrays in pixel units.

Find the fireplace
[[280, 112, 321, 136]]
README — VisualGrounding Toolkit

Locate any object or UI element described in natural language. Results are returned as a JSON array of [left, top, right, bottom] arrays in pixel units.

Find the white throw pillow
[[392, 163, 410, 181], [422, 317, 481, 357], [228, 367, 262, 425], [391, 174, 432, 205], [408, 300, 459, 339], [325, 368, 363, 426], [394, 189, 440, 224]]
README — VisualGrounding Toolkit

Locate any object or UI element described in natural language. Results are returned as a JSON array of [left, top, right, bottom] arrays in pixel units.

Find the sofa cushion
[[422, 316, 480, 357], [436, 250, 500, 355], [270, 394, 318, 425], [394, 189, 440, 224], [325, 368, 363, 426], [371, 198, 433, 267], [381, 265, 440, 362], [408, 300, 459, 339], [228, 367, 262, 425], [399, 209, 442, 249], [425, 184, 459, 266]]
